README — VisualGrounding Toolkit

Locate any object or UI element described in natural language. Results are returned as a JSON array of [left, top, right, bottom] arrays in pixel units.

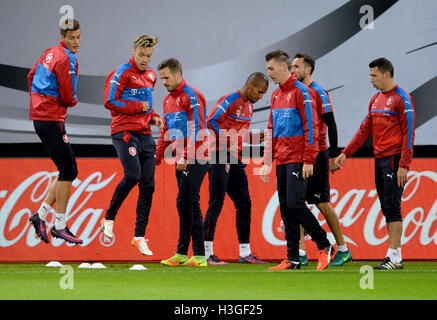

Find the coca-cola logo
[[262, 170, 437, 247], [0, 171, 116, 248]]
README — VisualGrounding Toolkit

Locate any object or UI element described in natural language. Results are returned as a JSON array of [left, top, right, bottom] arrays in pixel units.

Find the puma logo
[[182, 171, 188, 176], [292, 172, 299, 178], [314, 193, 321, 199], [386, 173, 393, 179]]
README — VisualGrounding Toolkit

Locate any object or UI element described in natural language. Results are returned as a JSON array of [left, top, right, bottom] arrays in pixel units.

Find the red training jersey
[[104, 56, 159, 135], [263, 74, 319, 165], [342, 85, 415, 169], [28, 41, 78, 122]]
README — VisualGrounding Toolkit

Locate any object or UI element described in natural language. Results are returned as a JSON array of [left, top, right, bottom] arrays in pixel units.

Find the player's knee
[[58, 163, 78, 181], [124, 171, 141, 184], [383, 211, 402, 223]]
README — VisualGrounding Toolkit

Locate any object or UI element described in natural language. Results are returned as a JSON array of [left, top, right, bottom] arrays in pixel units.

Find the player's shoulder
[[309, 81, 328, 96], [393, 86, 413, 107]]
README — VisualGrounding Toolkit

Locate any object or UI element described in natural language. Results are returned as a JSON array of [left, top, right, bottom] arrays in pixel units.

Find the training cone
[[78, 262, 92, 268], [91, 263, 106, 269], [45, 261, 63, 267], [129, 264, 147, 271]]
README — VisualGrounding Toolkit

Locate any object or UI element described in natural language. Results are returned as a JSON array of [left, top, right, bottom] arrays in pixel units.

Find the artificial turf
[[0, 261, 436, 300]]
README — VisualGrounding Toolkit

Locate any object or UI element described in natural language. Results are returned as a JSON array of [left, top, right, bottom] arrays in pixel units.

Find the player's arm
[[397, 95, 415, 187], [56, 55, 78, 108], [27, 62, 38, 95], [104, 71, 146, 115], [260, 109, 273, 183], [155, 115, 170, 165], [297, 89, 319, 179], [321, 112, 340, 172], [336, 103, 373, 168]]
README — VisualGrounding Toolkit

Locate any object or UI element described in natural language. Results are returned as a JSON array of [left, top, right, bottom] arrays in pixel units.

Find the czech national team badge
[[129, 146, 137, 156], [62, 134, 69, 143], [387, 96, 394, 105]]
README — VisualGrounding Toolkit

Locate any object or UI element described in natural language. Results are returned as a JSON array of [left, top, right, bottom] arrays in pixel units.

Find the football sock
[[388, 248, 402, 264], [299, 249, 307, 256], [338, 245, 348, 252], [38, 202, 51, 221], [239, 243, 251, 257], [204, 241, 213, 258], [55, 213, 66, 230]]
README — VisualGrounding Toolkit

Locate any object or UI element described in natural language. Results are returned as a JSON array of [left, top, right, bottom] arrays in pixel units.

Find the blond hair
[[134, 34, 159, 49]]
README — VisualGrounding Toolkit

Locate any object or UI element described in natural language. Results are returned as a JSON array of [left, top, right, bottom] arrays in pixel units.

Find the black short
[[33, 120, 77, 181], [306, 149, 330, 204], [375, 153, 404, 223]]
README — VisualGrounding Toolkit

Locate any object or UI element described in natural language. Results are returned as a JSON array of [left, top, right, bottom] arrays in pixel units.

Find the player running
[[28, 19, 83, 245], [101, 35, 163, 256]]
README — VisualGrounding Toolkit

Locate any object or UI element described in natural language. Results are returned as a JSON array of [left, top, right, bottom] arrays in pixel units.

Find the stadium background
[[0, 0, 436, 261]]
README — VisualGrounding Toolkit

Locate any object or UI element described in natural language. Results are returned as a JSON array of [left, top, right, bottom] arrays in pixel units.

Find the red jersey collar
[[381, 84, 398, 94], [172, 78, 187, 93], [60, 41, 73, 53], [279, 74, 298, 90]]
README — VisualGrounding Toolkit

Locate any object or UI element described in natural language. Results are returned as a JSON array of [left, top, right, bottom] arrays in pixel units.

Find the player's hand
[[259, 164, 271, 183], [302, 163, 313, 180], [329, 158, 340, 174], [176, 158, 188, 171], [397, 167, 408, 188], [335, 153, 347, 169], [259, 131, 265, 144], [152, 116, 164, 131], [141, 101, 150, 112]]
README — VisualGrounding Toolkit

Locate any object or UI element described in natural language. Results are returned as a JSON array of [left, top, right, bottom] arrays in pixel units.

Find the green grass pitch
[[1, 261, 436, 300]]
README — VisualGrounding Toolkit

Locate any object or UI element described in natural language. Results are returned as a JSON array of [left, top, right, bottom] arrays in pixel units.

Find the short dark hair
[[369, 57, 394, 77], [157, 58, 183, 74], [60, 19, 80, 37], [294, 52, 315, 75], [246, 72, 269, 87], [265, 50, 291, 70]]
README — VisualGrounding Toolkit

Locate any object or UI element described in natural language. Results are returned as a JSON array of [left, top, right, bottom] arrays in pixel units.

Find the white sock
[[338, 245, 348, 252], [239, 243, 251, 257], [55, 213, 66, 230], [204, 241, 213, 258], [299, 249, 307, 257], [38, 202, 51, 221], [134, 236, 143, 241], [388, 248, 402, 264]]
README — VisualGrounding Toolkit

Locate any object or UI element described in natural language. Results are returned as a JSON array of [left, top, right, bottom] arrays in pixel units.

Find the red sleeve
[[103, 70, 143, 115], [55, 56, 78, 108], [262, 109, 274, 165], [155, 116, 170, 165], [397, 95, 415, 169], [297, 89, 319, 164], [342, 98, 375, 158], [27, 62, 37, 95]]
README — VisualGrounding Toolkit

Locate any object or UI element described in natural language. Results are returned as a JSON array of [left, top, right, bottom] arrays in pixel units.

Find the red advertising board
[[0, 158, 436, 262]]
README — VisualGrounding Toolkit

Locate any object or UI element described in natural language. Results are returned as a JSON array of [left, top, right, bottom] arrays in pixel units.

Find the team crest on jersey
[[148, 73, 155, 82], [45, 53, 53, 64], [62, 134, 69, 143], [129, 147, 137, 156], [387, 96, 394, 105]]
